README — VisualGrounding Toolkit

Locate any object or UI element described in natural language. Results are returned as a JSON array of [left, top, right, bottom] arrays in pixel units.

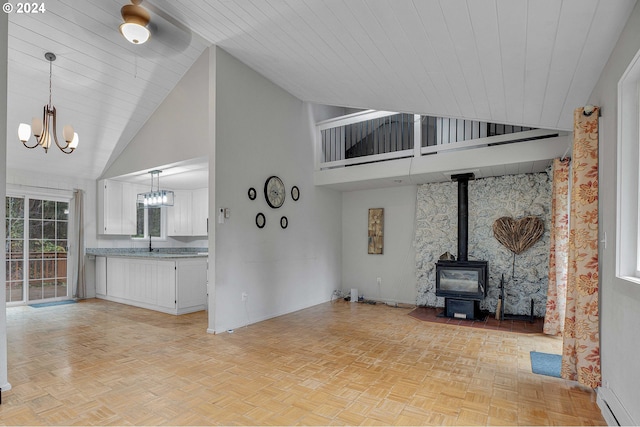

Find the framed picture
[[368, 208, 384, 254]]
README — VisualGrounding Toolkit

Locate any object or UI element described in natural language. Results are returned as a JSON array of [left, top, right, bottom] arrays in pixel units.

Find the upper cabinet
[[98, 179, 137, 235], [167, 188, 208, 237], [168, 190, 192, 236], [191, 188, 208, 236]]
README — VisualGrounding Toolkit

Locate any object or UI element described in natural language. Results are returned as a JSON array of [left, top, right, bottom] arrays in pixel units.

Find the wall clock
[[264, 175, 285, 208], [248, 187, 256, 200], [291, 186, 300, 201], [280, 216, 288, 229], [255, 213, 266, 229]]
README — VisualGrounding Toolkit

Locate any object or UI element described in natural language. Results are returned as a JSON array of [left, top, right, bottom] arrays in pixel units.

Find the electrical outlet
[[241, 292, 248, 301], [377, 277, 381, 285]]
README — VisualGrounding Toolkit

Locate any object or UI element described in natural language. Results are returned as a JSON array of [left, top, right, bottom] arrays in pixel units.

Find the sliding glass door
[[6, 197, 24, 303], [5, 195, 70, 304]]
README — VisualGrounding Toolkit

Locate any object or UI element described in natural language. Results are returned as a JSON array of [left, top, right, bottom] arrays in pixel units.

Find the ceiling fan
[[118, 0, 194, 54], [119, 0, 151, 44]]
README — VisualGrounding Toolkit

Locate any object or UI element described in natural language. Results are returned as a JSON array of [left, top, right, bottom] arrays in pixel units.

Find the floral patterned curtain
[[544, 158, 570, 336], [562, 106, 600, 388]]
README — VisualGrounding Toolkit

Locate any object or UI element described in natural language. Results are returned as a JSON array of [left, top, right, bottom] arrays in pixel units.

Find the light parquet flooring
[[1, 299, 605, 425]]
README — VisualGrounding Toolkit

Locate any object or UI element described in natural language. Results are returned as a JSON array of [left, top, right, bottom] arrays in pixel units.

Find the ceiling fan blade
[[128, 0, 197, 57]]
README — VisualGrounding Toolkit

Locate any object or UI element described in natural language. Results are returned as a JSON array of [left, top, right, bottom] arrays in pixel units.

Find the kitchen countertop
[[96, 252, 208, 259], [87, 248, 208, 259]]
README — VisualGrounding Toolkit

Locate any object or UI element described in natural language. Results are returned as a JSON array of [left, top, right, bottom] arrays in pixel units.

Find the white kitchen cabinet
[[97, 255, 206, 315], [156, 261, 178, 309], [167, 190, 192, 236], [128, 259, 157, 305], [167, 188, 208, 236], [176, 259, 208, 310], [95, 256, 107, 296], [105, 257, 129, 299], [97, 179, 137, 235], [191, 188, 208, 236]]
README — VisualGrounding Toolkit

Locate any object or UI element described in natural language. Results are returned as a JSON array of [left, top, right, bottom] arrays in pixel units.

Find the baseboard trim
[[597, 386, 636, 426]]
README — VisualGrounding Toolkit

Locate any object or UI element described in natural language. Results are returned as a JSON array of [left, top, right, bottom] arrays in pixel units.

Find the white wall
[[342, 186, 417, 304], [100, 50, 211, 179], [588, 2, 640, 424], [212, 47, 342, 333], [1, 11, 9, 393]]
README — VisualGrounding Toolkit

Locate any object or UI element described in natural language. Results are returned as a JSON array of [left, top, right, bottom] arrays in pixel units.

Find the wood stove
[[435, 173, 488, 320], [436, 260, 488, 319]]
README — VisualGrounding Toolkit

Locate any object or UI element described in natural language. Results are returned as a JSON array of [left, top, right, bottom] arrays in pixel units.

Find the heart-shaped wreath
[[492, 216, 544, 254]]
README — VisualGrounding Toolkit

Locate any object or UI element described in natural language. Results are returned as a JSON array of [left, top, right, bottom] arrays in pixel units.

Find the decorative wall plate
[[291, 185, 300, 201], [248, 187, 256, 200], [255, 212, 266, 229], [280, 216, 288, 229]]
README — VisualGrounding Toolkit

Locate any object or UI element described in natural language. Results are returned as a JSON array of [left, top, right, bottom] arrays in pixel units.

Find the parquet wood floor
[[1, 299, 605, 425]]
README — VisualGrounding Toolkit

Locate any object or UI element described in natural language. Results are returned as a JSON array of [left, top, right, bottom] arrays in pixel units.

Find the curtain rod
[[7, 183, 78, 193]]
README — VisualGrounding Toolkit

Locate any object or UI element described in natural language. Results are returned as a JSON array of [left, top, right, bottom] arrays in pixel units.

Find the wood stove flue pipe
[[451, 173, 475, 262]]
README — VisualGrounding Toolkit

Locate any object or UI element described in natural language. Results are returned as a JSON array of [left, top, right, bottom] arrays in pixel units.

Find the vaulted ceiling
[[6, 0, 636, 182]]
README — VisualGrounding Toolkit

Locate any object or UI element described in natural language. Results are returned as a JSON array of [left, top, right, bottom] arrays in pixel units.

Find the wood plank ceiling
[[6, 0, 636, 181], [6, 0, 209, 181]]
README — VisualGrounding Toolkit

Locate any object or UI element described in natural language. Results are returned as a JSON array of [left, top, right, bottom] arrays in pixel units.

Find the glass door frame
[[6, 186, 74, 306]]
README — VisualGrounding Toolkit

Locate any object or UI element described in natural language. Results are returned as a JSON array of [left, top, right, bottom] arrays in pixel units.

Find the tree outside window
[[133, 202, 163, 239]]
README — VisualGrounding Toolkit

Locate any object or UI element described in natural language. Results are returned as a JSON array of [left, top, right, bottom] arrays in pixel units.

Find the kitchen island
[[89, 249, 208, 315]]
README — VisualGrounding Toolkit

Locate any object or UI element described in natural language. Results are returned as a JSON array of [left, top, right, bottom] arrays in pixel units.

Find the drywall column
[[1, 11, 10, 394], [207, 46, 216, 334]]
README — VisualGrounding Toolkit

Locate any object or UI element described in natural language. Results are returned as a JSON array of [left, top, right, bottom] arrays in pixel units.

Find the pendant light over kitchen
[[137, 170, 174, 207]]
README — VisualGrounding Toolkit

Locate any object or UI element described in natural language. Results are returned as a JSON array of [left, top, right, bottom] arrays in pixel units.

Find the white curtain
[[72, 189, 86, 299]]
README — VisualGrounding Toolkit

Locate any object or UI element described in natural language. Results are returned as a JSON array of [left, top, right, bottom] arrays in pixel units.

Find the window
[[132, 202, 164, 239], [617, 47, 640, 281]]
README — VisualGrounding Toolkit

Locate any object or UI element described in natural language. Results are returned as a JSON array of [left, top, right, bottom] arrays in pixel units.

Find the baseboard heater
[[597, 386, 636, 426]]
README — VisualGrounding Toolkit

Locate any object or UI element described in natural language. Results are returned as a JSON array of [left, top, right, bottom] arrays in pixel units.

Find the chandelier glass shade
[[137, 170, 174, 208], [18, 52, 79, 154]]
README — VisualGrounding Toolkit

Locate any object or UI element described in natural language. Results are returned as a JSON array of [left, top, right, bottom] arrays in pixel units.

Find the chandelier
[[137, 170, 174, 207], [18, 52, 79, 154]]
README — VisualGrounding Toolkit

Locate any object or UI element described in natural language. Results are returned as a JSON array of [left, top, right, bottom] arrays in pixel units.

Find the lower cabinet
[[97, 256, 207, 315], [96, 256, 107, 296]]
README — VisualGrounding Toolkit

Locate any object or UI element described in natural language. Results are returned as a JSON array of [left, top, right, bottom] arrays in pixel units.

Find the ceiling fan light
[[120, 4, 151, 44], [120, 22, 150, 44], [18, 123, 31, 142], [31, 117, 43, 137]]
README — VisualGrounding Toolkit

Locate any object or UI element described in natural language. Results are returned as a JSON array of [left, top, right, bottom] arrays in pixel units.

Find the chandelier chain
[[48, 58, 52, 109]]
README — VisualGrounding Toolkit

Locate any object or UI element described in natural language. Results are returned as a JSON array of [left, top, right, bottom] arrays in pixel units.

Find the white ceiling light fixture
[[137, 170, 174, 208], [119, 0, 151, 45], [18, 52, 78, 154]]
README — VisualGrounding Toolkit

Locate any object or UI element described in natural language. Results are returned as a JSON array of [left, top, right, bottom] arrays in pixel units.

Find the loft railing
[[316, 110, 558, 170]]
